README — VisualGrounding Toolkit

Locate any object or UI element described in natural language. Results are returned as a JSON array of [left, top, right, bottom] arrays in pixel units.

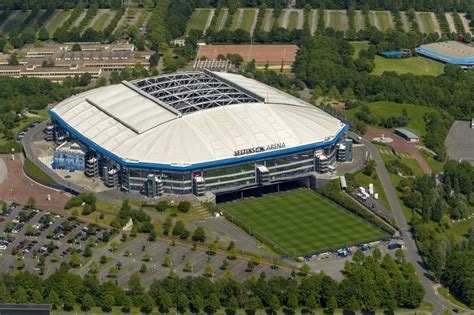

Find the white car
[[0, 245, 6, 250]]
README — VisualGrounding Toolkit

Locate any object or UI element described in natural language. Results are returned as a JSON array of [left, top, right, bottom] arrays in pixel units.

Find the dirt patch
[[364, 127, 432, 175], [197, 44, 298, 64]]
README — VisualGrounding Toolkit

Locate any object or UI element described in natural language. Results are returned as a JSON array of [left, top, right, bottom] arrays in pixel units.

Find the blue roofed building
[[416, 41, 474, 69]]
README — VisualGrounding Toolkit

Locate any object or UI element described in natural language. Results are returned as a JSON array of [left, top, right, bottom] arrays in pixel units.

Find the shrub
[[386, 160, 414, 176], [178, 201, 191, 213]]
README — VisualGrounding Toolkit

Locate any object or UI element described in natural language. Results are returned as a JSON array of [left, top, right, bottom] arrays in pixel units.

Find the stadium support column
[[145, 174, 163, 198]]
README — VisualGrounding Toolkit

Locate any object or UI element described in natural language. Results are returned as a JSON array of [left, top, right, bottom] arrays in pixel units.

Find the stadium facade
[[416, 41, 474, 69], [48, 70, 350, 197]]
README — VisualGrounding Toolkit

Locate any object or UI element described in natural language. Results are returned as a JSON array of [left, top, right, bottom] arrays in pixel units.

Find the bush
[[386, 160, 414, 176], [178, 201, 191, 213], [156, 200, 168, 211]]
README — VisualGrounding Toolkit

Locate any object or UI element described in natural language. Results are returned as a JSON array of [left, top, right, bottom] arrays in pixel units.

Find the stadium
[[416, 41, 474, 69], [48, 70, 350, 197]]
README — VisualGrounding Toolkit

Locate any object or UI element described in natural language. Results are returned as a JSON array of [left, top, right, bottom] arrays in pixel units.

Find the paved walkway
[[364, 127, 432, 174], [0, 154, 69, 212]]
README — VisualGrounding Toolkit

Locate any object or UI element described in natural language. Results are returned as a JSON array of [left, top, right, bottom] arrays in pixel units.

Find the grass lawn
[[186, 9, 211, 34], [419, 12, 436, 33], [350, 41, 368, 59], [260, 8, 272, 31], [437, 287, 469, 309], [221, 189, 388, 256], [24, 159, 56, 185], [419, 149, 444, 174], [353, 169, 391, 211], [228, 11, 240, 31], [287, 11, 299, 30], [92, 12, 110, 31], [45, 10, 71, 35], [373, 55, 445, 76], [376, 11, 391, 32], [3, 11, 29, 33], [213, 8, 226, 31], [239, 9, 256, 32], [329, 11, 343, 31], [345, 101, 439, 139], [368, 11, 376, 27]]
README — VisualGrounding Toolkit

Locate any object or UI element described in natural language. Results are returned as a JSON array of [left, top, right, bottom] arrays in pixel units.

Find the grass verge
[[24, 159, 56, 185]]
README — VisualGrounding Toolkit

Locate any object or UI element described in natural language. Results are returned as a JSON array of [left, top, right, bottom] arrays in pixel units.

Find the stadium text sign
[[234, 143, 286, 157]]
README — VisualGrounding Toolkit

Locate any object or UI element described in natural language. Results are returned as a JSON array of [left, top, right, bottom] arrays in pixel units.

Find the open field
[[350, 42, 445, 75], [373, 55, 445, 76], [346, 101, 439, 139], [221, 189, 387, 256], [186, 9, 212, 34], [239, 9, 257, 32]]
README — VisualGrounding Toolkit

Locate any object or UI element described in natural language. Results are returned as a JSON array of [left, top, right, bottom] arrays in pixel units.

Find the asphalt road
[[350, 131, 455, 315]]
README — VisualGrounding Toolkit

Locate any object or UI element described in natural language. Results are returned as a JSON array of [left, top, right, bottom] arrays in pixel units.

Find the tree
[[38, 27, 49, 41], [27, 196, 35, 209], [69, 252, 82, 268], [178, 201, 191, 213], [140, 293, 155, 314], [300, 263, 311, 275], [245, 296, 262, 313], [184, 259, 193, 272], [81, 293, 95, 311], [121, 296, 132, 313], [163, 254, 171, 267], [177, 293, 189, 313], [46, 289, 62, 310], [204, 263, 214, 277], [101, 294, 114, 312], [192, 226, 206, 242], [127, 272, 143, 295], [208, 242, 218, 255], [227, 295, 239, 313], [63, 290, 75, 311], [140, 263, 147, 273], [287, 292, 298, 312], [72, 43, 82, 51], [8, 53, 19, 65], [158, 289, 172, 313], [205, 293, 220, 314]]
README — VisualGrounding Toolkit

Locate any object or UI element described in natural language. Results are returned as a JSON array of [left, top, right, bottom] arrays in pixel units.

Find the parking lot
[[0, 204, 291, 284], [0, 204, 114, 276]]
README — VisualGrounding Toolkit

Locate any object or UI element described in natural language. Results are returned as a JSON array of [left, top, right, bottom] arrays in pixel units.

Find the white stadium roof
[[51, 70, 346, 168]]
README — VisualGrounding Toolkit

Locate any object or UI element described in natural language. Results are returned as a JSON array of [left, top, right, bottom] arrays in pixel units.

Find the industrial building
[[394, 128, 419, 142], [415, 41, 474, 69], [47, 70, 350, 197]]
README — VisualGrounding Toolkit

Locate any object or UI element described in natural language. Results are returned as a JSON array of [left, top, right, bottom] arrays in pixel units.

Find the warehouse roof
[[51, 70, 346, 170], [416, 41, 474, 64]]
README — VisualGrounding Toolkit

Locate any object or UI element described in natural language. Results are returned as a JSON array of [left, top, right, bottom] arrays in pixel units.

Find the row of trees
[[404, 161, 474, 307], [0, 248, 424, 313]]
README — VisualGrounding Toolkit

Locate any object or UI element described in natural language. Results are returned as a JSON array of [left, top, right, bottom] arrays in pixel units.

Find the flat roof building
[[0, 304, 52, 315], [394, 128, 419, 142], [416, 41, 474, 69]]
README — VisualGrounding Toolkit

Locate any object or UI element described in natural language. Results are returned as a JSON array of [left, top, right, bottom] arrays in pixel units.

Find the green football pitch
[[221, 189, 388, 256]]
